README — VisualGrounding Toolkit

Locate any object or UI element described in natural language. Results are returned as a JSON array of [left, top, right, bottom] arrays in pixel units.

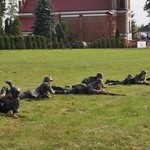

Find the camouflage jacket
[[35, 82, 55, 97], [132, 74, 146, 84], [87, 81, 101, 94], [0, 95, 20, 114]]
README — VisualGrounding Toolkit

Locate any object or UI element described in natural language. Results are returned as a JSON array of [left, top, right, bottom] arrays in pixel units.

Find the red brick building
[[18, 0, 132, 42]]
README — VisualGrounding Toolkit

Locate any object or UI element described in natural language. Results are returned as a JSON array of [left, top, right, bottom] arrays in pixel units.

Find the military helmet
[[9, 86, 20, 98], [43, 76, 53, 82], [140, 70, 147, 75], [96, 73, 103, 78], [95, 79, 103, 86]]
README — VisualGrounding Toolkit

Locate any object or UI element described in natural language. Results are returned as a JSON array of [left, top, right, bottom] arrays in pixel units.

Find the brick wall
[[116, 13, 126, 35], [62, 15, 112, 42]]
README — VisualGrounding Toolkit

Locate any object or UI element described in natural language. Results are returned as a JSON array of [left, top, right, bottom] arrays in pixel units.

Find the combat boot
[[5, 80, 14, 88]]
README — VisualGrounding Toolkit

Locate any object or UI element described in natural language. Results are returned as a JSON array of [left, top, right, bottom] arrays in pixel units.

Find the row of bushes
[[72, 38, 127, 49], [0, 35, 136, 50], [0, 35, 48, 50]]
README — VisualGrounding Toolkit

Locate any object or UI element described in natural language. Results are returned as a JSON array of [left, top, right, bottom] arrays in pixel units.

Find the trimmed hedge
[[0, 35, 47, 50], [71, 38, 126, 49], [0, 36, 129, 49]]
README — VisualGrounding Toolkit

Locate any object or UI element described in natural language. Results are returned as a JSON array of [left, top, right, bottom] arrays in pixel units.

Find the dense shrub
[[93, 41, 98, 48], [19, 36, 26, 49], [4, 36, 11, 49], [31, 36, 38, 49], [101, 38, 106, 48], [36, 35, 42, 49], [120, 38, 125, 48], [41, 36, 47, 49], [106, 39, 111, 48], [14, 36, 21, 49], [59, 38, 65, 49], [10, 36, 15, 49], [25, 36, 32, 49], [53, 37, 60, 49], [97, 39, 102, 48], [116, 38, 121, 48], [110, 38, 116, 48], [0, 36, 5, 49]]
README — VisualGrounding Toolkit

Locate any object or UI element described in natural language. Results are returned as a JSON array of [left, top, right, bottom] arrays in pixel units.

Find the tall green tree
[[5, 0, 22, 36], [5, 17, 22, 36], [6, 0, 18, 21], [131, 11, 138, 39], [0, 0, 6, 35], [5, 17, 11, 35], [55, 19, 73, 43], [10, 17, 23, 35], [32, 0, 55, 36], [144, 0, 150, 14]]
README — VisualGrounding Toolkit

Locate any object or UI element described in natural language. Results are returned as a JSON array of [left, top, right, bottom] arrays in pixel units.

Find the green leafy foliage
[[0, 0, 6, 35], [144, 0, 150, 14], [32, 0, 55, 36]]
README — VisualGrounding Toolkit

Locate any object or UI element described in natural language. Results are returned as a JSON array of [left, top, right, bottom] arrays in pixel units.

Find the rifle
[[0, 113, 26, 118], [146, 78, 150, 81], [143, 82, 150, 86], [99, 92, 126, 96]]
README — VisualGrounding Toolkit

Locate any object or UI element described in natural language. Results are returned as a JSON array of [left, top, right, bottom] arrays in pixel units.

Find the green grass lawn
[[0, 49, 150, 150]]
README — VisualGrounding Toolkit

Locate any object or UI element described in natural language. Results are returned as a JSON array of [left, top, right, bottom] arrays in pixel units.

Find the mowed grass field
[[0, 49, 150, 150]]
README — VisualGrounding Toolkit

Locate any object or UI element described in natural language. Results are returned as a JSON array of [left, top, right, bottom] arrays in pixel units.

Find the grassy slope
[[0, 49, 150, 150]]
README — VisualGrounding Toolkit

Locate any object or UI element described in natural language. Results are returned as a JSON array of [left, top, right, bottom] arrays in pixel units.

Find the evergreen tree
[[101, 38, 106, 48], [14, 36, 21, 49], [116, 38, 121, 48], [32, 36, 38, 49], [5, 0, 21, 36], [144, 0, 150, 14], [6, 0, 18, 21], [41, 36, 47, 49], [19, 36, 26, 49], [0, 36, 4, 49], [5, 18, 11, 35], [10, 36, 15, 49], [4, 36, 11, 49], [25, 36, 33, 49], [110, 38, 116, 48], [53, 37, 59, 49], [0, 0, 6, 35], [93, 41, 98, 48], [36, 35, 42, 49], [32, 0, 55, 36], [120, 38, 125, 48], [10, 17, 23, 36], [74, 40, 80, 48], [59, 38, 65, 49], [106, 39, 111, 48], [97, 39, 102, 48], [55, 19, 73, 43], [131, 11, 138, 39]]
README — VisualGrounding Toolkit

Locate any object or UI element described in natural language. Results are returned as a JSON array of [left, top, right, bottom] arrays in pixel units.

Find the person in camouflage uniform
[[67, 79, 105, 94], [87, 79, 105, 94], [67, 73, 104, 89], [81, 73, 104, 85], [105, 70, 148, 85], [0, 86, 22, 118], [20, 76, 67, 100], [0, 80, 14, 100]]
